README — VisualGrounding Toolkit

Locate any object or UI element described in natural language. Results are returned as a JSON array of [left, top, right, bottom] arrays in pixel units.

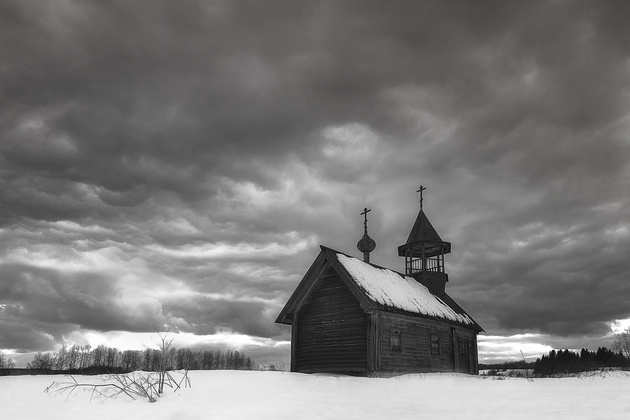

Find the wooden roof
[[276, 246, 483, 332]]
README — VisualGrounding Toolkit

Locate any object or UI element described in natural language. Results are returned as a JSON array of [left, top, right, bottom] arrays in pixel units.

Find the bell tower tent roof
[[397, 208, 451, 258]]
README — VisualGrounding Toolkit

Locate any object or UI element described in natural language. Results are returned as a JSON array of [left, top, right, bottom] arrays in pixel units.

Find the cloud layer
[[1, 0, 630, 363]]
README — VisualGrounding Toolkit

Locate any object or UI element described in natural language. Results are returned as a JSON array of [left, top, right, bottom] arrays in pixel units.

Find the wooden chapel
[[275, 189, 483, 376]]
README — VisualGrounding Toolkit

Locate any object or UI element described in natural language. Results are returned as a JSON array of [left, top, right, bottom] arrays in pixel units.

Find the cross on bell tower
[[357, 207, 376, 263], [417, 185, 426, 209]]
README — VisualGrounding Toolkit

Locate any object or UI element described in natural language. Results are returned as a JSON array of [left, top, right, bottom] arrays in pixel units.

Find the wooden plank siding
[[375, 312, 479, 374], [452, 327, 479, 374], [295, 268, 368, 374]]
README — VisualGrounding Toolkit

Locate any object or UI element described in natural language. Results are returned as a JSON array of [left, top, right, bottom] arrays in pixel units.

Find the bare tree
[[78, 344, 92, 369], [0, 354, 16, 368], [93, 344, 107, 367], [612, 327, 630, 358], [54, 345, 67, 370], [105, 347, 120, 368], [66, 345, 80, 370], [27, 352, 54, 370], [121, 350, 143, 371]]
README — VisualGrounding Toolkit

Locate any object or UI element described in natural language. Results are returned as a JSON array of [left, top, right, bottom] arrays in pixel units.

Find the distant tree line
[[26, 344, 253, 373], [479, 360, 534, 371], [534, 347, 629, 376]]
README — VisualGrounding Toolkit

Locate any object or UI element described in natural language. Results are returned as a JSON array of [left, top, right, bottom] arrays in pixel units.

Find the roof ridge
[[322, 245, 408, 278]]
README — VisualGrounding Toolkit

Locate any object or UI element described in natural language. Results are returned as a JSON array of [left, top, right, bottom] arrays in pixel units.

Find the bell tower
[[397, 186, 451, 295]]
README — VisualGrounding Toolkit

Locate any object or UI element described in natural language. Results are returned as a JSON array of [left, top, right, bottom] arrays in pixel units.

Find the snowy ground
[[1, 371, 629, 420]]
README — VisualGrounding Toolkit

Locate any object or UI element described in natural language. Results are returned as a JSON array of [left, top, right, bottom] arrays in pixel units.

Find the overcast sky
[[2, 0, 630, 366]]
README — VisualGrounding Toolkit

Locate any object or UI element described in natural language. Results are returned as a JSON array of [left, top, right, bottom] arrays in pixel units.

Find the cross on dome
[[361, 207, 371, 233]]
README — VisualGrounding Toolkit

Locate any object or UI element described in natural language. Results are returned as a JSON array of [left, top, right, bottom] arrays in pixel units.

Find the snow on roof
[[336, 253, 473, 325]]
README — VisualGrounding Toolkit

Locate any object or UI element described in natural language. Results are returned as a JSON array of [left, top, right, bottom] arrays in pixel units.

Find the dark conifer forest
[[533, 347, 629, 376]]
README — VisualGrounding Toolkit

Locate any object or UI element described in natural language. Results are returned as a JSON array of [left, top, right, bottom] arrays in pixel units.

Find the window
[[430, 334, 441, 355], [390, 328, 402, 351]]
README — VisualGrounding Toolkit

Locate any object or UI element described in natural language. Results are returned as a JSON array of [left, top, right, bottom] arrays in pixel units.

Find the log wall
[[376, 312, 478, 374], [295, 268, 367, 374]]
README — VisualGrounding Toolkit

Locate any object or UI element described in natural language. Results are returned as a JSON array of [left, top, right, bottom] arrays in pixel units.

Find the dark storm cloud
[[0, 312, 61, 352], [445, 200, 630, 338], [0, 1, 529, 199], [0, 263, 162, 333], [1, 0, 630, 361], [163, 295, 282, 338]]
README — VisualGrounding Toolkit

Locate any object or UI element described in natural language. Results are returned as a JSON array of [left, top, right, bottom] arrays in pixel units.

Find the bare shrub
[[156, 330, 175, 394], [45, 370, 191, 403]]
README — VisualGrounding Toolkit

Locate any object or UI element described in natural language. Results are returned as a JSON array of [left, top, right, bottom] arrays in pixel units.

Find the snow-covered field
[[1, 371, 629, 420]]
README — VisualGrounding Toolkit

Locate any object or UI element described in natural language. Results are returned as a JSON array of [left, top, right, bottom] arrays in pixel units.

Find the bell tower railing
[[403, 244, 446, 276]]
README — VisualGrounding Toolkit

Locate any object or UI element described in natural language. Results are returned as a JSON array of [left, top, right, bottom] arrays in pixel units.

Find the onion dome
[[357, 207, 376, 263]]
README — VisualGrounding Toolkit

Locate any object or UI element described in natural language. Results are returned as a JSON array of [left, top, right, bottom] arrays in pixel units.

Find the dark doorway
[[458, 340, 471, 373]]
